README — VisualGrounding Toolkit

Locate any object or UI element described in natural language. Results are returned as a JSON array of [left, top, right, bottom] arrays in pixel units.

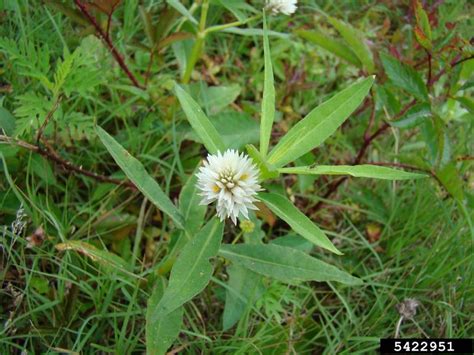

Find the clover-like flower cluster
[[196, 150, 261, 224]]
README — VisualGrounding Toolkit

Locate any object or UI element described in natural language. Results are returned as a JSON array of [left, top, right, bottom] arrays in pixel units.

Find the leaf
[[327, 16, 374, 73], [414, 0, 432, 50], [295, 29, 361, 67], [246, 144, 279, 180], [258, 192, 341, 254], [14, 92, 53, 136], [146, 277, 183, 355], [219, 244, 362, 285], [166, 0, 197, 25], [213, 0, 257, 22], [223, 264, 264, 330], [380, 53, 428, 101], [260, 13, 275, 157], [389, 103, 432, 128], [155, 218, 224, 316], [437, 162, 464, 202], [30, 155, 57, 185], [221, 27, 289, 39], [267, 77, 374, 168], [0, 107, 16, 136], [270, 234, 314, 253], [453, 96, 474, 114], [175, 84, 226, 154], [179, 171, 206, 236], [211, 112, 259, 150], [55, 241, 133, 276], [187, 83, 241, 115], [96, 127, 185, 229], [279, 165, 428, 180]]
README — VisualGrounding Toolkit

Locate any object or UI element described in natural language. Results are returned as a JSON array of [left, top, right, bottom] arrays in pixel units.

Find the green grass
[[1, 0, 473, 353]]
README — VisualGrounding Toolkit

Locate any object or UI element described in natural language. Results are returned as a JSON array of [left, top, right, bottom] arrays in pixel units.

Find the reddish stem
[[74, 0, 144, 89]]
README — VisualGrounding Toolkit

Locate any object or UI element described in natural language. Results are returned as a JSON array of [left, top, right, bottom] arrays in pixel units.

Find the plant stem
[[74, 0, 144, 89], [182, 0, 209, 84], [204, 15, 260, 35], [0, 135, 136, 189]]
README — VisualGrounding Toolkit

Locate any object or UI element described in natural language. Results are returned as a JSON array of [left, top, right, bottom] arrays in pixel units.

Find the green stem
[[182, 33, 205, 84], [204, 14, 261, 35], [182, 0, 209, 83]]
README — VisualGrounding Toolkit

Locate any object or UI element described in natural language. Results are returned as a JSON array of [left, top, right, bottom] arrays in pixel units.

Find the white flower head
[[266, 0, 298, 15], [196, 149, 262, 224]]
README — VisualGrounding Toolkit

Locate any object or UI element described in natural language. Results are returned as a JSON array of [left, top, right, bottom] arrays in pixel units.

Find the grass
[[1, 0, 473, 353]]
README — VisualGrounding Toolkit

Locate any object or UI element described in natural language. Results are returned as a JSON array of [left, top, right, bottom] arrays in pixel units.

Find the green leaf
[[214, 0, 257, 22], [96, 127, 185, 229], [0, 107, 16, 136], [166, 0, 197, 25], [185, 83, 241, 115], [389, 103, 432, 128], [179, 170, 206, 236], [453, 96, 474, 114], [437, 162, 464, 202], [213, 112, 259, 150], [279, 165, 428, 180], [260, 13, 275, 157], [258, 192, 341, 254], [155, 218, 224, 316], [267, 77, 374, 168], [219, 244, 362, 285], [270, 234, 314, 253], [175, 84, 226, 154], [246, 144, 279, 180], [380, 53, 428, 101], [295, 29, 361, 67], [223, 264, 264, 330], [186, 112, 259, 150], [146, 277, 183, 355], [29, 155, 57, 185], [327, 16, 374, 73], [414, 0, 432, 50]]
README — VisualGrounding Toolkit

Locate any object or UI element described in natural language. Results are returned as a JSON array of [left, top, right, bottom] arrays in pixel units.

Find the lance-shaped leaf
[[219, 244, 361, 285], [96, 127, 185, 229], [175, 84, 225, 154], [179, 171, 207, 236], [279, 165, 428, 180], [154, 218, 224, 316], [146, 277, 183, 355], [295, 30, 361, 67], [260, 12, 275, 157], [267, 76, 374, 168], [258, 192, 341, 255], [327, 16, 374, 73]]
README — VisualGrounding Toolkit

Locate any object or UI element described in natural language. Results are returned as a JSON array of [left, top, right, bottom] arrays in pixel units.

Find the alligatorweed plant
[[91, 16, 426, 354]]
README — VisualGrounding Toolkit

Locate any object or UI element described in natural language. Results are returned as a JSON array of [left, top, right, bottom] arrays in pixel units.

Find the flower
[[266, 0, 298, 15], [196, 149, 261, 224]]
